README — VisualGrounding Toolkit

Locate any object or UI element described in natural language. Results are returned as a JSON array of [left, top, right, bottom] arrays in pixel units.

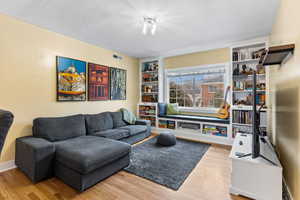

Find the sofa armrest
[[135, 119, 151, 126], [135, 120, 151, 137], [15, 136, 55, 182]]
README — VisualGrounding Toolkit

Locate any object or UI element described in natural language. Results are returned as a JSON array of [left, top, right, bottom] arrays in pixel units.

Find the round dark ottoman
[[157, 132, 176, 146]]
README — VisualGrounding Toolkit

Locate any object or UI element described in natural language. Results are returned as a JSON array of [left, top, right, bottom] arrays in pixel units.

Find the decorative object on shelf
[[252, 48, 265, 59], [233, 64, 240, 75], [56, 56, 86, 101], [110, 67, 126, 100], [88, 63, 110, 101], [142, 61, 158, 72], [241, 64, 247, 74], [256, 64, 265, 74], [142, 17, 157, 35]]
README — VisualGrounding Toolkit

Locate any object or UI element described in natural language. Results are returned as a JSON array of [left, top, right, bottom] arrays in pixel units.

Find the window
[[167, 65, 227, 111]]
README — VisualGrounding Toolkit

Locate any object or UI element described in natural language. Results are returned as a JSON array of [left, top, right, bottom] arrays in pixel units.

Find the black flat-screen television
[[252, 71, 260, 158]]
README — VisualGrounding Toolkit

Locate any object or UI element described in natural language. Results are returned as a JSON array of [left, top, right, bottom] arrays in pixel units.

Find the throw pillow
[[158, 103, 167, 116], [120, 108, 137, 125], [167, 103, 180, 115]]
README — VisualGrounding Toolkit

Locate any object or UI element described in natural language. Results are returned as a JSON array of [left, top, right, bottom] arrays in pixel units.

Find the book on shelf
[[232, 47, 265, 62], [202, 124, 227, 137], [138, 105, 156, 115], [232, 110, 268, 127], [142, 95, 158, 102], [140, 116, 156, 127], [142, 73, 158, 82], [232, 110, 253, 125], [158, 120, 175, 129]]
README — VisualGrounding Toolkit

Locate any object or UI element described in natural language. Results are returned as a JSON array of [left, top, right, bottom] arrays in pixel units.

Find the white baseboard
[[283, 177, 294, 200], [0, 160, 16, 173]]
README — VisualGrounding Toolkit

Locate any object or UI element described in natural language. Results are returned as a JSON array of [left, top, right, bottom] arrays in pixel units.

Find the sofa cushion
[[92, 128, 130, 140], [55, 136, 131, 174], [33, 114, 86, 142], [110, 112, 127, 128], [85, 112, 113, 134], [119, 125, 147, 136]]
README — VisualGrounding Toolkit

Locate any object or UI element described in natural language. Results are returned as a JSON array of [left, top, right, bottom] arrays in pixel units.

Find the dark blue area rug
[[124, 136, 210, 190]]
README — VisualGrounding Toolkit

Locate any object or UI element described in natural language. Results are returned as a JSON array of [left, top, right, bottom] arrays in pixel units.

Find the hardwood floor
[[0, 137, 250, 200]]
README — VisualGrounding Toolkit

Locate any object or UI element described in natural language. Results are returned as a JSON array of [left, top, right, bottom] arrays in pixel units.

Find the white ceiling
[[0, 0, 280, 58]]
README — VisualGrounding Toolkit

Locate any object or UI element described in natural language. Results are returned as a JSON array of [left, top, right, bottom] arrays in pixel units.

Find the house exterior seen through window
[[168, 71, 225, 109]]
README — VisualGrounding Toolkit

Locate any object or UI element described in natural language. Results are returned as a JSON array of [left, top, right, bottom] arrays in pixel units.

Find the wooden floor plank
[[0, 136, 249, 200]]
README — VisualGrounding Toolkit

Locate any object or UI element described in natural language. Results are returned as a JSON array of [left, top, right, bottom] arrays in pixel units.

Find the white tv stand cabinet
[[230, 133, 282, 200]]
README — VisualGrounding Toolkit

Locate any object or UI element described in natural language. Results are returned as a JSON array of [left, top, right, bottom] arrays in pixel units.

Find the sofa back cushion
[[110, 112, 127, 128], [85, 112, 113, 134], [33, 114, 86, 142]]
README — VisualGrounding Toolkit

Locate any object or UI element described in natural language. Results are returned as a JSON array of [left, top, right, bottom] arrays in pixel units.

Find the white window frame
[[164, 63, 230, 113]]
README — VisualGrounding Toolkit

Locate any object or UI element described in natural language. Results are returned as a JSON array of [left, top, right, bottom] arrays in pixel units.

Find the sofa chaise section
[[16, 114, 86, 182], [55, 136, 130, 191]]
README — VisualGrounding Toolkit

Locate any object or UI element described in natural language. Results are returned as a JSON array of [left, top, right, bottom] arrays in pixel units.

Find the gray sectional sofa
[[15, 111, 151, 192]]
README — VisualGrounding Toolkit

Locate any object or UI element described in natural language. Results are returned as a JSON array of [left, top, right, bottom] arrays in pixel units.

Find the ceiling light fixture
[[142, 17, 157, 35]]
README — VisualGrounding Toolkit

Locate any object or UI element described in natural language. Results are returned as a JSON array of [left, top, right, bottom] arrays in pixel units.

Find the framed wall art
[[88, 63, 110, 101], [56, 56, 87, 101], [110, 67, 126, 100]]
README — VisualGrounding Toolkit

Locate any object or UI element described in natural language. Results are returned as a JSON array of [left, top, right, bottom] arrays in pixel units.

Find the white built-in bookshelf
[[138, 58, 163, 127], [136, 39, 269, 146], [230, 41, 268, 138]]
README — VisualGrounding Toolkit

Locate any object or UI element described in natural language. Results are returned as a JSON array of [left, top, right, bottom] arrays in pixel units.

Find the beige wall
[[269, 0, 300, 199], [164, 48, 230, 69], [0, 14, 139, 163]]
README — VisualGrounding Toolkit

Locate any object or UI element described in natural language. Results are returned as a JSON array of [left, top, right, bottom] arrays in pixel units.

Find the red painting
[[88, 63, 110, 101]]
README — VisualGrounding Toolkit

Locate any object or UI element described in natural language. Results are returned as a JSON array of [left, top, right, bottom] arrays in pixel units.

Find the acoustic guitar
[[217, 86, 231, 119]]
